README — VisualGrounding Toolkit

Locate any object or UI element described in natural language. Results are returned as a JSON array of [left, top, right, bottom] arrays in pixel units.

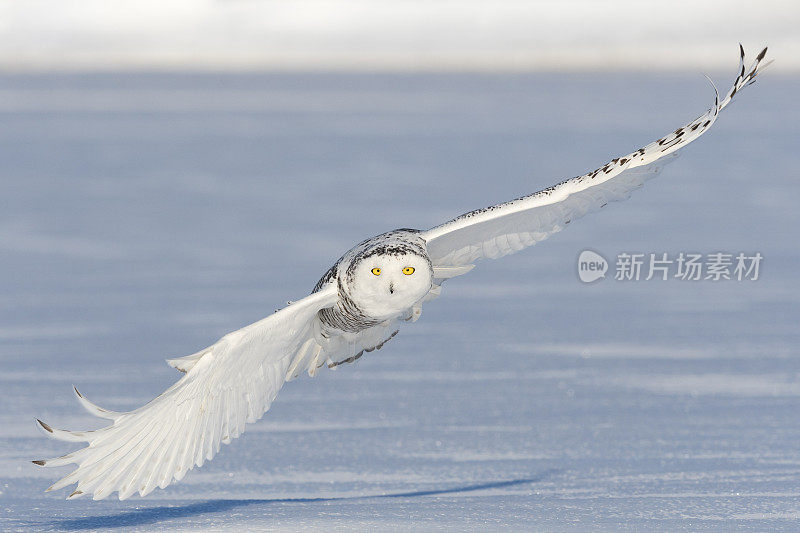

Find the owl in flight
[[34, 46, 769, 500]]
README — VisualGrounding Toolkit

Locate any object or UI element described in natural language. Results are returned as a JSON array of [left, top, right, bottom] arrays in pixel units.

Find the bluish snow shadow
[[42, 471, 557, 531]]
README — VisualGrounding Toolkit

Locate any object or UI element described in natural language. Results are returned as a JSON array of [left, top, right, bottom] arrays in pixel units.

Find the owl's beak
[[389, 282, 394, 295]]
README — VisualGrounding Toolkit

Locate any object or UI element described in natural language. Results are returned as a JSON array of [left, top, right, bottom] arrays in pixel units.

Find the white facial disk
[[347, 253, 432, 320]]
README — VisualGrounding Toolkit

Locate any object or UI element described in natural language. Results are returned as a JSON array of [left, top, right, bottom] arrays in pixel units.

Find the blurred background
[[1, 1, 799, 530], [1, 0, 799, 72]]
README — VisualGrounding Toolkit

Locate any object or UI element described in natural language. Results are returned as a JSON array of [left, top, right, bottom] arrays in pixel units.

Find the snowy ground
[[1, 71, 798, 531]]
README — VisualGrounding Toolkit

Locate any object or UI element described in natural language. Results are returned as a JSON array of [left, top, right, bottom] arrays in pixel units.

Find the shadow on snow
[[43, 471, 557, 530]]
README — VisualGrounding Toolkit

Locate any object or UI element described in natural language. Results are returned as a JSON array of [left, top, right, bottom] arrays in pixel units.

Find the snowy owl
[[34, 46, 770, 500]]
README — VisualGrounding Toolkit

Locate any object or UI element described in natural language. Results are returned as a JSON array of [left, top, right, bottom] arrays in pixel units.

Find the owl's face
[[346, 251, 433, 320]]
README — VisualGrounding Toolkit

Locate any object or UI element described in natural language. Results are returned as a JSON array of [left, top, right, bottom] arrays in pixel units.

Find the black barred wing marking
[[422, 46, 769, 268]]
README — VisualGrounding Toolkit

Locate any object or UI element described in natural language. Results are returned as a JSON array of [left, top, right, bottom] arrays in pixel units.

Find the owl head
[[344, 241, 433, 320]]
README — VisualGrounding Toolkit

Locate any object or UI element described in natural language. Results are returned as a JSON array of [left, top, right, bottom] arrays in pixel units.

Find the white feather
[[421, 46, 769, 269], [34, 285, 338, 500]]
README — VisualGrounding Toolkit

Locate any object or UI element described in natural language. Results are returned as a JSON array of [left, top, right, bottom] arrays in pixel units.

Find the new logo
[[577, 250, 608, 283]]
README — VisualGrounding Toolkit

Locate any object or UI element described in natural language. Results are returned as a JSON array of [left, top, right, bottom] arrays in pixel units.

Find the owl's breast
[[317, 287, 383, 334]]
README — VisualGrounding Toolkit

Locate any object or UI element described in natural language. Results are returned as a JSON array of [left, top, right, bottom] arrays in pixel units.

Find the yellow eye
[[402, 267, 415, 275], [371, 267, 381, 276]]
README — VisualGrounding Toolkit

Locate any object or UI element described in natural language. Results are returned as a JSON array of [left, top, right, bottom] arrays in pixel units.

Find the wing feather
[[34, 285, 338, 500], [422, 46, 769, 268], [73, 387, 121, 420]]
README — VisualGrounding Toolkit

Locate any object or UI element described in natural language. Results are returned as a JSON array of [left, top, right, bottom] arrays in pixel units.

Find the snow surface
[[1, 71, 799, 531]]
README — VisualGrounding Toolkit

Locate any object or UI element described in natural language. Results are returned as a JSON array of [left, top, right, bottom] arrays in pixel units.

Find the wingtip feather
[[36, 418, 53, 434], [701, 74, 720, 107], [37, 450, 84, 468], [36, 418, 93, 443], [73, 386, 121, 420]]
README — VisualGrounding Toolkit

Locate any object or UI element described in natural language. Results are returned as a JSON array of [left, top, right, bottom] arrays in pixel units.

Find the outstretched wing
[[33, 285, 338, 500], [422, 46, 770, 269]]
